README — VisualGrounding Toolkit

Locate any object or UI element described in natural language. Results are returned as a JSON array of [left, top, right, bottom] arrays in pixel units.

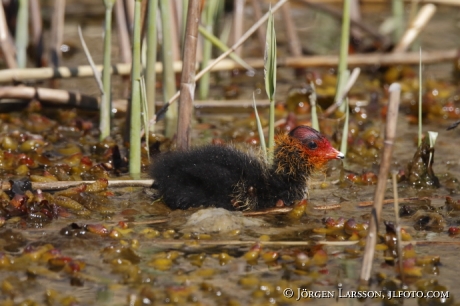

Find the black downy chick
[[150, 125, 344, 210]]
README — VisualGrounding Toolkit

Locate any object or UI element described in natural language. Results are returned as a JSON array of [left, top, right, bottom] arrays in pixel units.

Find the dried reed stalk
[[15, 0, 28, 68], [0, 49, 457, 84], [323, 67, 361, 117], [360, 83, 401, 283], [0, 4, 16, 68], [349, 0, 363, 40], [250, 0, 266, 50], [280, 1, 302, 57], [112, 99, 271, 112], [0, 86, 98, 109], [49, 0, 66, 67], [233, 0, 246, 57], [0, 179, 155, 192], [176, 0, 200, 150], [115, 0, 132, 64], [29, 0, 44, 67], [124, 0, 134, 35], [392, 4, 437, 53]]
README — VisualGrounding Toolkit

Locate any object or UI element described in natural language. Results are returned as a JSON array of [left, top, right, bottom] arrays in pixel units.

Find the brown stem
[[280, 1, 302, 57], [233, 0, 246, 57], [49, 0, 66, 68], [360, 83, 401, 283], [115, 0, 132, 64], [250, 0, 266, 51], [0, 4, 17, 68], [176, 0, 201, 150], [29, 0, 44, 67]]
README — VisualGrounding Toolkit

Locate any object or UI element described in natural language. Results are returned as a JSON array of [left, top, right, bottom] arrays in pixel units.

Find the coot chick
[[150, 125, 344, 211]]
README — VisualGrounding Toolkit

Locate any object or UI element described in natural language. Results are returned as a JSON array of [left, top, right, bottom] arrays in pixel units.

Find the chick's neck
[[272, 133, 318, 181]]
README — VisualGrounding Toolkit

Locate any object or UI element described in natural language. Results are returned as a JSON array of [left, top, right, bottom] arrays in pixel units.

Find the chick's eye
[[307, 141, 318, 150]]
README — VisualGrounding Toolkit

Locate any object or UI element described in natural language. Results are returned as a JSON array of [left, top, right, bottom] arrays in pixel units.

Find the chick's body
[[150, 126, 344, 210]]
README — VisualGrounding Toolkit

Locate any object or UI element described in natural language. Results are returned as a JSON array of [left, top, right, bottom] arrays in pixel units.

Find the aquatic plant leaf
[[427, 131, 438, 166], [264, 7, 277, 101], [252, 92, 267, 161]]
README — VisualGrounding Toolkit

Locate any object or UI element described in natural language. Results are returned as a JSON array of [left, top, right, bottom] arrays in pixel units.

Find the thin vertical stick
[[145, 0, 159, 127], [0, 4, 16, 68], [115, 0, 132, 64], [176, 0, 200, 150], [49, 0, 66, 67], [250, 0, 266, 50], [280, 1, 302, 57], [360, 83, 401, 283], [15, 0, 28, 68], [160, 0, 179, 138], [29, 0, 43, 67], [129, 0, 142, 175], [100, 0, 116, 141], [233, 0, 245, 57]]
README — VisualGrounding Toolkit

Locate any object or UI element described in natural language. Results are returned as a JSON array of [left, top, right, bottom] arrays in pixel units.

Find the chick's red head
[[289, 125, 344, 169]]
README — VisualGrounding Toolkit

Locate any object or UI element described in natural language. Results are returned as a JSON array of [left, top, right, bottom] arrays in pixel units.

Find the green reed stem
[[265, 7, 277, 165], [100, 0, 116, 141], [129, 0, 142, 176], [181, 0, 189, 45], [253, 92, 267, 162], [392, 0, 404, 43], [199, 0, 219, 100], [334, 0, 350, 111], [15, 0, 28, 68], [145, 0, 158, 129], [160, 0, 178, 138]]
